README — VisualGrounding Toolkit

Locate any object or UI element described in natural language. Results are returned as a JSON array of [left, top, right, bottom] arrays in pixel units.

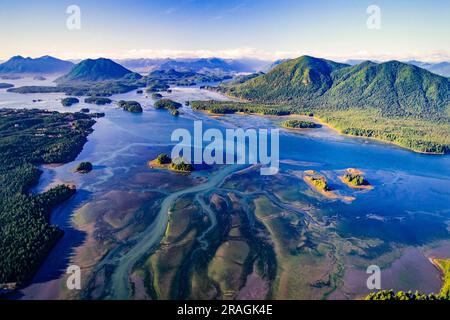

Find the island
[[339, 168, 373, 190], [154, 99, 182, 115], [80, 108, 90, 113], [118, 100, 143, 113], [152, 93, 163, 99], [33, 76, 47, 81], [303, 170, 354, 202], [74, 161, 93, 173], [0, 109, 97, 288], [84, 97, 112, 105], [0, 83, 14, 89], [146, 81, 169, 93], [281, 119, 319, 129], [148, 154, 194, 173], [61, 97, 79, 107]]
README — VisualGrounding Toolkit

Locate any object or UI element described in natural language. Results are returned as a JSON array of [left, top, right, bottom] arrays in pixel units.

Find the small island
[[80, 108, 90, 113], [340, 168, 373, 190], [152, 93, 163, 99], [148, 154, 194, 173], [146, 81, 169, 93], [136, 89, 143, 94], [118, 100, 143, 113], [33, 76, 46, 81], [154, 99, 182, 110], [281, 119, 319, 129], [61, 97, 79, 107], [74, 161, 93, 173], [303, 170, 354, 202], [84, 97, 112, 105], [0, 83, 14, 89]]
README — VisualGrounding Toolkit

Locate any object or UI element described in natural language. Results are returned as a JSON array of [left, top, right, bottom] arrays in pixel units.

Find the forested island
[[281, 119, 319, 129], [154, 99, 182, 110], [0, 109, 97, 287], [84, 97, 112, 105], [118, 100, 143, 113], [154, 99, 182, 116], [149, 154, 194, 173], [61, 97, 79, 107], [340, 169, 373, 190], [74, 161, 93, 173], [0, 83, 14, 89]]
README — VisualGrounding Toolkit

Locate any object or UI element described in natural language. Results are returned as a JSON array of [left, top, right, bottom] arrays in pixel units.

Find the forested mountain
[[56, 58, 141, 83], [222, 56, 450, 121], [0, 55, 74, 74], [223, 56, 349, 103]]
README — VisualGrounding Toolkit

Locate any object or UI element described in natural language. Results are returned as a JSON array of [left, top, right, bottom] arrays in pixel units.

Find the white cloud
[[22, 48, 450, 63]]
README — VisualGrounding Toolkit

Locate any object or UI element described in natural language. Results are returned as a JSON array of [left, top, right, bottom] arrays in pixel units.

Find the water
[[2, 78, 449, 299]]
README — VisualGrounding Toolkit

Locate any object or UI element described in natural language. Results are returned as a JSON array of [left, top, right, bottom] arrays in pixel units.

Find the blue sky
[[0, 0, 449, 61]]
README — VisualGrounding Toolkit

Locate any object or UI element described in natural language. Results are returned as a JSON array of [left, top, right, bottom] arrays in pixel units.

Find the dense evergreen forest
[[0, 109, 96, 286]]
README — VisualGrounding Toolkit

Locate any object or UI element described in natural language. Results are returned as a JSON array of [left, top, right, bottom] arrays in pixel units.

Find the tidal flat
[[2, 81, 449, 300]]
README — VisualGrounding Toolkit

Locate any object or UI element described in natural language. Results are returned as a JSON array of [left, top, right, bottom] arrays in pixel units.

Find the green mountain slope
[[224, 56, 449, 120], [225, 56, 348, 103], [56, 58, 141, 83], [324, 61, 450, 119]]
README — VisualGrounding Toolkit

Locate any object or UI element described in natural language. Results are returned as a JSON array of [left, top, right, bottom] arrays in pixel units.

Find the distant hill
[[0, 55, 74, 74], [406, 60, 450, 77], [119, 57, 269, 74], [224, 56, 450, 120], [56, 58, 141, 83]]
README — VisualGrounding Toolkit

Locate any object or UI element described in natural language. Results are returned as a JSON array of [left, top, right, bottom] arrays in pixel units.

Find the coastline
[[2, 110, 97, 295]]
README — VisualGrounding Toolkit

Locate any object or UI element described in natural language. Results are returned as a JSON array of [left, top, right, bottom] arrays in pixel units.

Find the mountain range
[[405, 61, 450, 78], [119, 57, 270, 74], [0, 55, 74, 74]]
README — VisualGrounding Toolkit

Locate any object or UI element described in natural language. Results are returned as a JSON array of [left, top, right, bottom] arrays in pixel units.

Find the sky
[[0, 0, 449, 62]]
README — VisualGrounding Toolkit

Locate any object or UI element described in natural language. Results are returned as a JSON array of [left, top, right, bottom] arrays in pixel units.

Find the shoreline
[[4, 110, 97, 296]]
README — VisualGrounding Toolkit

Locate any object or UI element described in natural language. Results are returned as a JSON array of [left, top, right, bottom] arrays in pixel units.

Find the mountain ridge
[[55, 58, 141, 83], [223, 56, 450, 121], [0, 55, 74, 74]]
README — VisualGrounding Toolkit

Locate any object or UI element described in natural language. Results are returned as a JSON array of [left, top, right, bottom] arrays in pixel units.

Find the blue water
[[2, 83, 449, 298]]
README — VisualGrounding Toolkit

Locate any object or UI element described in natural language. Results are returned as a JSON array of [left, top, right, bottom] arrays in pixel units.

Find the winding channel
[[105, 164, 247, 299]]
